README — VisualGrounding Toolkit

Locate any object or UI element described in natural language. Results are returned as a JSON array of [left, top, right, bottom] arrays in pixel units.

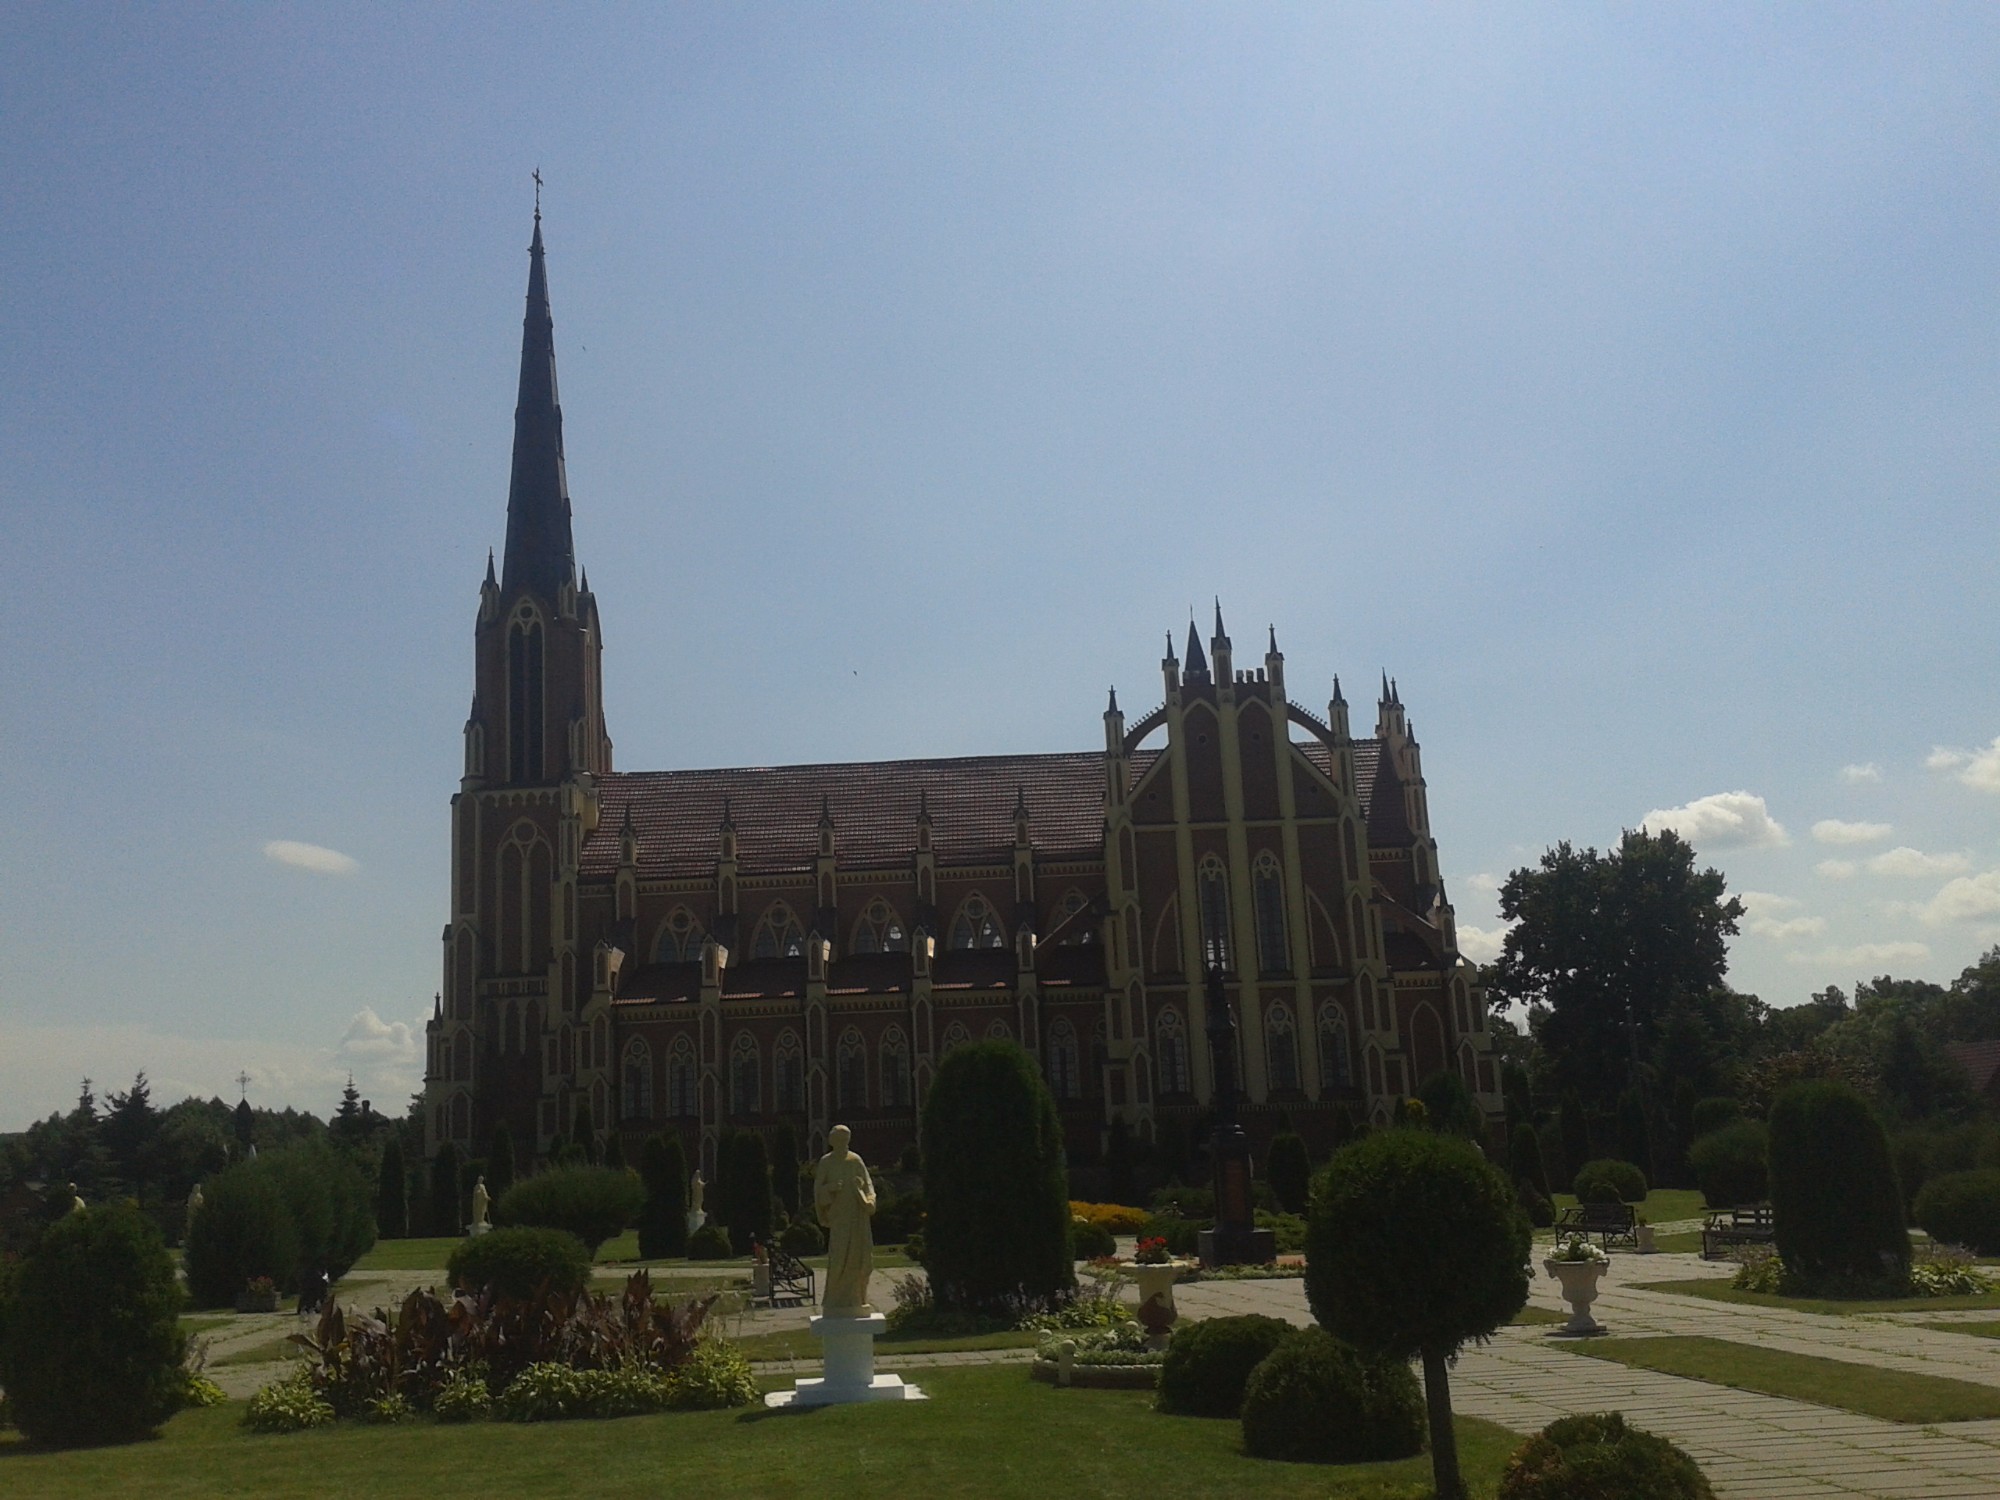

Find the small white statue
[[686, 1168, 708, 1236], [188, 1184, 205, 1218], [68, 1182, 86, 1216], [470, 1175, 491, 1234], [815, 1125, 878, 1314]]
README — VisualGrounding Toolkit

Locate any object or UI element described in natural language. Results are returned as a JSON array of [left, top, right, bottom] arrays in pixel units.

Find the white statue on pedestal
[[469, 1175, 491, 1236], [686, 1168, 707, 1237], [764, 1125, 925, 1408]]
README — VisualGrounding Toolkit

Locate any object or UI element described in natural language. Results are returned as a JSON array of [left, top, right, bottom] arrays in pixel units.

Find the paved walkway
[[197, 1252, 2000, 1497]]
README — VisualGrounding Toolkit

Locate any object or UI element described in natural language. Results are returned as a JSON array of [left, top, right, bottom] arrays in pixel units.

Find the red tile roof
[[1947, 1040, 2000, 1092]]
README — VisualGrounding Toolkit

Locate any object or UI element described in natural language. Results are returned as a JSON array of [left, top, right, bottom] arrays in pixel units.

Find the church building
[[423, 213, 1500, 1174]]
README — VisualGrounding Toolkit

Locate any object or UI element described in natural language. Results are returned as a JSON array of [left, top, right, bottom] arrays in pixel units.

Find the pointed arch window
[[851, 898, 908, 954], [1046, 1017, 1081, 1101], [507, 609, 545, 782], [1155, 1007, 1191, 1096], [1197, 857, 1232, 971], [1252, 854, 1289, 975], [880, 1026, 912, 1109], [1266, 1002, 1299, 1092], [949, 894, 1006, 951], [774, 1031, 804, 1114], [729, 1033, 760, 1117], [985, 1017, 1013, 1043], [667, 1036, 699, 1118], [1318, 1003, 1353, 1089], [655, 908, 704, 963], [621, 1038, 654, 1120], [1055, 889, 1096, 945], [751, 903, 806, 960], [941, 1021, 972, 1054], [836, 1028, 868, 1110]]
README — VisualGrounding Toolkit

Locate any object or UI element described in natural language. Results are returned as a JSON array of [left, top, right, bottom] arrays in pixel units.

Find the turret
[[1263, 624, 1283, 696], [1210, 599, 1232, 683]]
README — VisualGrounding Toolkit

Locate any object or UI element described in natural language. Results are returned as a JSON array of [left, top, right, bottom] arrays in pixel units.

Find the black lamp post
[[1196, 950, 1277, 1267]]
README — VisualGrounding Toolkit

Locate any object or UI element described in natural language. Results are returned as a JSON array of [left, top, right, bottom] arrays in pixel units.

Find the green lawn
[[1634, 1278, 2000, 1315], [730, 1327, 1037, 1362], [1549, 1188, 1706, 1224], [1508, 1306, 1569, 1328], [1649, 1230, 1703, 1255], [1560, 1335, 2000, 1423], [177, 1315, 236, 1339], [0, 1364, 1523, 1500], [1918, 1320, 2000, 1340]]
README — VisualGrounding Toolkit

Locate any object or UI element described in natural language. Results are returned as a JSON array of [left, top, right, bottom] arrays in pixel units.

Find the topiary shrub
[[637, 1134, 688, 1260], [1517, 1179, 1556, 1228], [777, 1218, 824, 1256], [1510, 1123, 1552, 1202], [0, 1204, 186, 1446], [184, 1160, 300, 1308], [1240, 1326, 1426, 1463], [1266, 1132, 1312, 1215], [686, 1223, 733, 1260], [1768, 1079, 1908, 1293], [1572, 1159, 1648, 1205], [1155, 1313, 1293, 1417], [1914, 1170, 2000, 1257], [1070, 1217, 1116, 1260], [920, 1041, 1075, 1318], [446, 1225, 591, 1300], [1308, 1127, 1529, 1500], [1688, 1121, 1767, 1207], [495, 1165, 643, 1256], [1498, 1410, 1714, 1499], [1690, 1097, 1742, 1140], [264, 1140, 376, 1282]]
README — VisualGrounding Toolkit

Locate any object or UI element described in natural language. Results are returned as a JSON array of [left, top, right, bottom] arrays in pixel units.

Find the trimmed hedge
[[1498, 1411, 1714, 1499], [777, 1218, 824, 1256], [1572, 1159, 1648, 1205], [1156, 1313, 1293, 1418], [1240, 1327, 1426, 1463], [1688, 1120, 1767, 1207], [446, 1226, 591, 1300], [494, 1165, 643, 1256], [687, 1223, 733, 1259], [0, 1204, 186, 1446], [1768, 1079, 1908, 1292], [1914, 1170, 2000, 1256], [1070, 1218, 1116, 1260], [921, 1041, 1074, 1317]]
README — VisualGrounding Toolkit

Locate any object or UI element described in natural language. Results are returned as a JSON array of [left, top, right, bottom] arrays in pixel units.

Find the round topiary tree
[[1687, 1120, 1767, 1208], [1768, 1079, 1908, 1293], [0, 1203, 186, 1446], [1913, 1169, 2000, 1257], [1510, 1123, 1552, 1201], [494, 1164, 643, 1256], [1155, 1312, 1293, 1417], [446, 1225, 591, 1300], [1240, 1326, 1426, 1463], [1497, 1411, 1714, 1499], [1307, 1128, 1530, 1500], [1070, 1217, 1116, 1260], [1266, 1131, 1311, 1215], [920, 1040, 1074, 1317], [183, 1159, 300, 1307], [637, 1133, 688, 1259], [1572, 1159, 1648, 1204]]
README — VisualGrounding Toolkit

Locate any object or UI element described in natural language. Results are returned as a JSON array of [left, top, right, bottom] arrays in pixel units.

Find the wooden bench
[[1555, 1200, 1638, 1250], [767, 1247, 815, 1308], [1701, 1203, 1775, 1259]]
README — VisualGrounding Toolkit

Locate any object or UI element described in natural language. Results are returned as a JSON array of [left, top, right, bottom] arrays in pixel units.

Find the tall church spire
[[501, 208, 576, 601]]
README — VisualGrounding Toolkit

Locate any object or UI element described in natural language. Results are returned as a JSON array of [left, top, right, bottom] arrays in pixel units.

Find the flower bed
[[1030, 1322, 1163, 1389]]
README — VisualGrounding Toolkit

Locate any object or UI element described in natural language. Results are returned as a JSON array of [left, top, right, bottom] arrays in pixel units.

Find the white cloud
[[1815, 859, 1858, 880], [1840, 763, 1882, 784], [0, 1006, 428, 1130], [1467, 872, 1502, 895], [263, 839, 360, 876], [1787, 941, 1932, 968], [1811, 819, 1891, 846], [1928, 738, 2000, 793], [1739, 892, 1826, 941], [1913, 870, 2000, 928], [1868, 847, 1972, 879], [1455, 924, 1510, 965], [1640, 791, 1788, 849]]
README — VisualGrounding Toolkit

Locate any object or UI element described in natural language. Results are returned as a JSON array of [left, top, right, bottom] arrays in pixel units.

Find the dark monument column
[[1196, 961, 1277, 1267]]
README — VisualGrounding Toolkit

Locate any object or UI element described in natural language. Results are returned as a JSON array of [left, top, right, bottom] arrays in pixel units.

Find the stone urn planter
[[1131, 1260, 1188, 1348], [1543, 1257, 1606, 1335], [234, 1283, 281, 1314], [1635, 1224, 1656, 1254]]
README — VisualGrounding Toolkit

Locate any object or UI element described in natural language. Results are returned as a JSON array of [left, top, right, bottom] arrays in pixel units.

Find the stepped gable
[[581, 751, 1115, 877]]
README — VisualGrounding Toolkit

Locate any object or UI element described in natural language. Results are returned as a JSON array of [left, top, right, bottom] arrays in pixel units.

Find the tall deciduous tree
[[1489, 830, 1742, 1112]]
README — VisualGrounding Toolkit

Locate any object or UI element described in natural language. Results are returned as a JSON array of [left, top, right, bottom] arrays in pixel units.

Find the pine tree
[[332, 1076, 366, 1148], [103, 1073, 161, 1200], [376, 1133, 408, 1239]]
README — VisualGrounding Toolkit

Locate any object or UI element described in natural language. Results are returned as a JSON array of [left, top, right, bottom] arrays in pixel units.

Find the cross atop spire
[[532, 166, 542, 218], [500, 204, 576, 601]]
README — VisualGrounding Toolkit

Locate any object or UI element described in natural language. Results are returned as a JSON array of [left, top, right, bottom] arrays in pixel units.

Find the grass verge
[[1509, 1306, 1569, 1328], [1559, 1334, 2000, 1423], [1917, 1320, 2000, 1339], [0, 1362, 1519, 1499], [1549, 1188, 1706, 1224], [1634, 1278, 2000, 1315]]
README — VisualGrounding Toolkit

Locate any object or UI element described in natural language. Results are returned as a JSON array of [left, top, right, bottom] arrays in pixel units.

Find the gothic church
[[422, 213, 1500, 1173]]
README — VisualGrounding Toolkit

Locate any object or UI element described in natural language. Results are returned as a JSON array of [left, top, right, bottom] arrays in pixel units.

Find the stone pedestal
[[467, 1222, 491, 1237], [763, 1313, 928, 1408]]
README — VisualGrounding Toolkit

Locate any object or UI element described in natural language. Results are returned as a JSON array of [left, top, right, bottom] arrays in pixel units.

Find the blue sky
[[2, 5, 1996, 1129]]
